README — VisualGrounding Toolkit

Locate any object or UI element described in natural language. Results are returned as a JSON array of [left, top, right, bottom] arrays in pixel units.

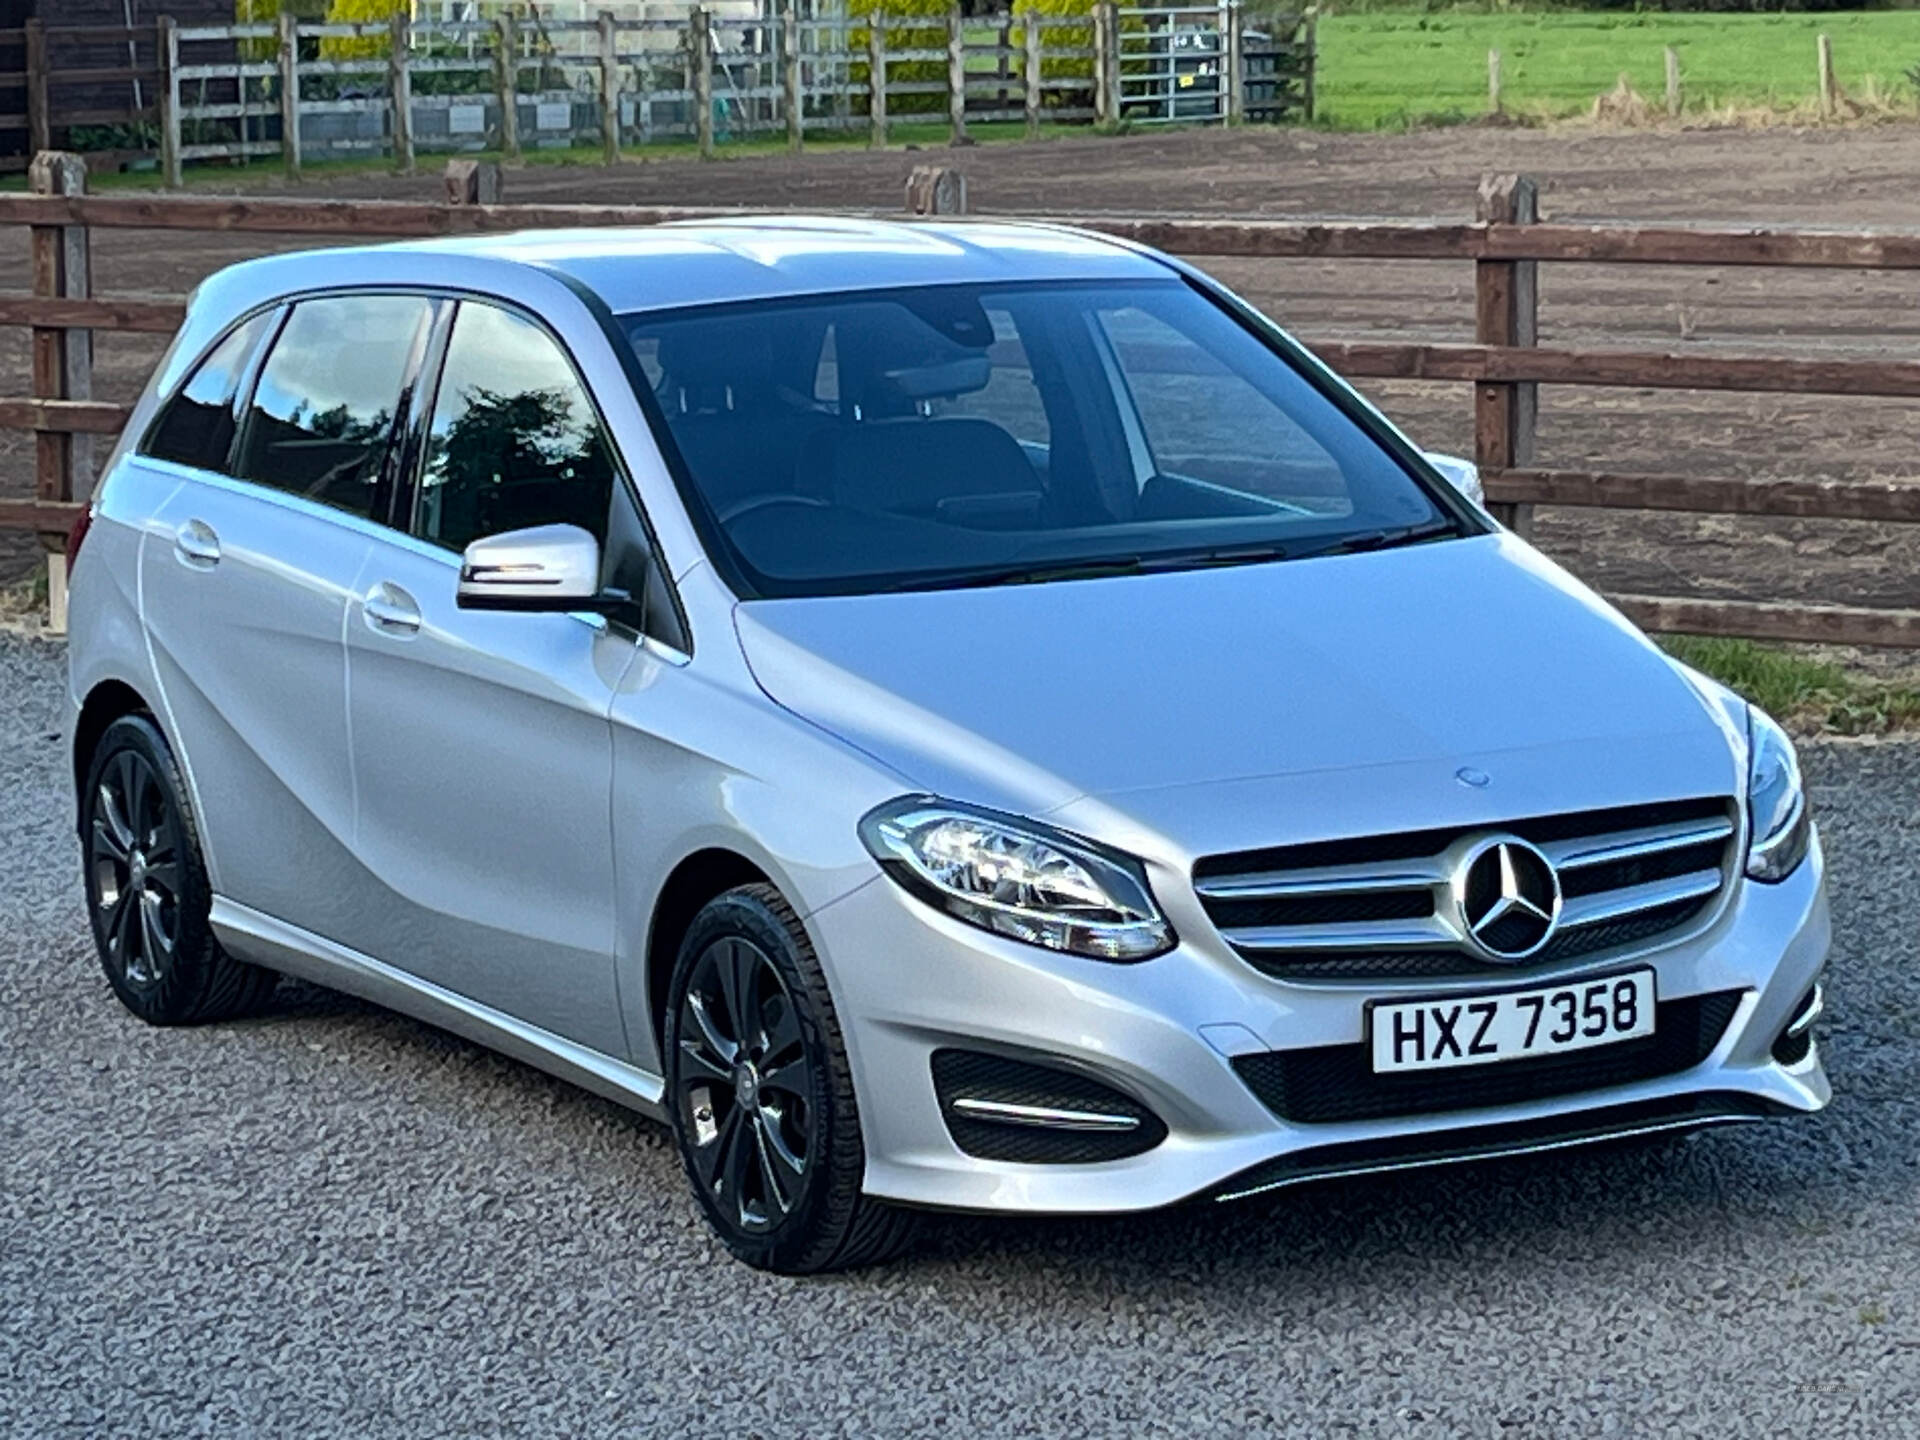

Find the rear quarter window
[[142, 311, 275, 472]]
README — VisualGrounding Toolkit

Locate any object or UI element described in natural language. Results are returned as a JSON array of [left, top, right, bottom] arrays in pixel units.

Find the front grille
[[1194, 797, 1738, 983], [1232, 988, 1743, 1125], [930, 1049, 1167, 1164]]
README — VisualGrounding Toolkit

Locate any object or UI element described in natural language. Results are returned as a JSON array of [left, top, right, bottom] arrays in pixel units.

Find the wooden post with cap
[[1474, 173, 1539, 535]]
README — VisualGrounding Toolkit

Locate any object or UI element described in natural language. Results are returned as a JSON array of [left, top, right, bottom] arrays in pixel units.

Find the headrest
[[657, 318, 774, 393]]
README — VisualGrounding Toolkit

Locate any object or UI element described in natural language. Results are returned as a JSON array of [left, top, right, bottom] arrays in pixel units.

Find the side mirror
[[456, 523, 603, 612], [1423, 452, 1485, 508]]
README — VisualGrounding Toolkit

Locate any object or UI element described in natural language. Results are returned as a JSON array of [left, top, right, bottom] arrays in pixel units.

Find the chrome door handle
[[362, 583, 422, 635], [173, 519, 220, 567]]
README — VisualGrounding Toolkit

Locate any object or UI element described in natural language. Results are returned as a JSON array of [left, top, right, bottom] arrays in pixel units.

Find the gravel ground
[[3, 628, 1918, 1436]]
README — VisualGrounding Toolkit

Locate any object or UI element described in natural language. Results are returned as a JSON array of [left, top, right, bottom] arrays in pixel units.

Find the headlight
[[858, 797, 1175, 961], [1746, 706, 1810, 882]]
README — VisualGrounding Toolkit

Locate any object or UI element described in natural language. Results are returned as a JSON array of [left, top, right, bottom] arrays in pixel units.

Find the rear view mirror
[[456, 523, 603, 611], [1423, 452, 1485, 508]]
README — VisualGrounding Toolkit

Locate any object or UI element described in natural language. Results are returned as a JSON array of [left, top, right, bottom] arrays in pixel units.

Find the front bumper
[[810, 832, 1831, 1214]]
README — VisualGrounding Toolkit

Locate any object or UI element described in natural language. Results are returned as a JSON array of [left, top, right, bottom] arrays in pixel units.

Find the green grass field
[[1316, 10, 1920, 128]]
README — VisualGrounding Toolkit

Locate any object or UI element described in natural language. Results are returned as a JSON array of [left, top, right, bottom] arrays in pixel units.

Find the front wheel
[[664, 883, 916, 1273]]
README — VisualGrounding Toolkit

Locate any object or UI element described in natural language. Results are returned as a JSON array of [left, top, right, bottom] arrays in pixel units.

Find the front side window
[[623, 280, 1469, 599], [143, 311, 275, 472], [414, 301, 617, 553], [233, 294, 433, 522]]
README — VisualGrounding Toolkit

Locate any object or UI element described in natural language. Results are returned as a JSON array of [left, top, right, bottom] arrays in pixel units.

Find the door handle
[[173, 519, 220, 568], [362, 582, 422, 636]]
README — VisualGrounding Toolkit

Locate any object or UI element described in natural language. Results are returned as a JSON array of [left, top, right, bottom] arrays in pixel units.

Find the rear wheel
[[81, 714, 275, 1025], [664, 883, 916, 1273]]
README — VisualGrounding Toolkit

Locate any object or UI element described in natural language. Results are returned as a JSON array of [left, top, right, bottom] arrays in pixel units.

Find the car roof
[[358, 216, 1176, 314]]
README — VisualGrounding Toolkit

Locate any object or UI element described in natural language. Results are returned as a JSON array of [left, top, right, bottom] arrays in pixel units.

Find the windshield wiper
[[1282, 518, 1463, 563], [878, 557, 1152, 592], [873, 521, 1462, 593]]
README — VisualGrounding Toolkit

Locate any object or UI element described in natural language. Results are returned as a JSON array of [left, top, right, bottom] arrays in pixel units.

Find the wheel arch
[[72, 678, 154, 816], [645, 847, 777, 1056]]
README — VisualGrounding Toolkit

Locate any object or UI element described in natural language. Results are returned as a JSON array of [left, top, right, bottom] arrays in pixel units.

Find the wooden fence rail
[[5, 161, 1920, 647]]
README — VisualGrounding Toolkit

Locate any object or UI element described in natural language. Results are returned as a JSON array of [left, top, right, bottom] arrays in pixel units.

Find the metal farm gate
[[1115, 3, 1314, 126]]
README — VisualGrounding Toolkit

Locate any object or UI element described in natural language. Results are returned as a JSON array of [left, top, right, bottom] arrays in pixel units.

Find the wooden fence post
[[1093, 2, 1118, 127], [1664, 46, 1681, 118], [495, 14, 521, 161], [29, 152, 91, 632], [1225, 1, 1244, 124], [1817, 33, 1836, 118], [390, 11, 415, 175], [906, 164, 966, 215], [599, 10, 620, 164], [1475, 173, 1539, 535], [691, 8, 715, 159], [278, 12, 300, 177], [1300, 10, 1316, 122], [158, 16, 183, 189], [868, 15, 887, 148], [445, 157, 502, 205], [947, 9, 970, 146], [785, 5, 803, 152], [1023, 8, 1041, 139], [25, 19, 49, 155], [1487, 49, 1501, 115]]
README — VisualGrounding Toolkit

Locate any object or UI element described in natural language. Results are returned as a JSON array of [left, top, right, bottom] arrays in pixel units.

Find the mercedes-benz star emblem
[[1451, 835, 1562, 961]]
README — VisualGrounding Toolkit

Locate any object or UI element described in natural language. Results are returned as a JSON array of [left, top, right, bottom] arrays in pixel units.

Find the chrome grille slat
[[1557, 870, 1723, 931], [1192, 859, 1447, 901], [1195, 797, 1738, 983], [1542, 817, 1735, 871], [1219, 916, 1457, 954]]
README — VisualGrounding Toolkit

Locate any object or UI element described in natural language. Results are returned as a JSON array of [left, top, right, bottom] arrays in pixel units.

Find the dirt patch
[[11, 123, 1920, 614]]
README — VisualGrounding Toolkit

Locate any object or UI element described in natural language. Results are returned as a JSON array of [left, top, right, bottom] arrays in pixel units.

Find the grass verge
[[1316, 10, 1920, 130], [1661, 635, 1920, 737]]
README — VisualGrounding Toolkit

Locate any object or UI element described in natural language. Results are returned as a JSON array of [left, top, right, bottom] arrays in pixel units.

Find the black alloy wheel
[[89, 743, 180, 990], [675, 933, 814, 1232], [81, 714, 275, 1025], [664, 884, 916, 1273]]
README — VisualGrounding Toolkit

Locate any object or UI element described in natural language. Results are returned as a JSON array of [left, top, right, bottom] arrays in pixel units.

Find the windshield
[[622, 279, 1472, 598]]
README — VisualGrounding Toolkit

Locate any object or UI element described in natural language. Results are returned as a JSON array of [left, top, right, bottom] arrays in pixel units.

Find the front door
[[340, 299, 637, 1055]]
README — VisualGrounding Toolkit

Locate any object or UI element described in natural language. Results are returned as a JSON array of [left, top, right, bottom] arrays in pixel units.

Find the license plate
[[1369, 969, 1656, 1074]]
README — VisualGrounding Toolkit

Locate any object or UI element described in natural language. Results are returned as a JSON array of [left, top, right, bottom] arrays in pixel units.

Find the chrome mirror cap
[[456, 523, 602, 611], [1423, 452, 1485, 508]]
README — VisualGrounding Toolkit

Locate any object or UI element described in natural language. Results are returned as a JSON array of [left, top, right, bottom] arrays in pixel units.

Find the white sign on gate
[[535, 101, 571, 131], [447, 103, 486, 135]]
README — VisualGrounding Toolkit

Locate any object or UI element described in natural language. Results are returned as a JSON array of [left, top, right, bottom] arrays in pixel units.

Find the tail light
[[66, 503, 94, 567]]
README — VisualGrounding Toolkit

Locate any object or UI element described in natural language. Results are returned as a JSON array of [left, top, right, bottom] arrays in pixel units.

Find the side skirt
[[211, 897, 668, 1121]]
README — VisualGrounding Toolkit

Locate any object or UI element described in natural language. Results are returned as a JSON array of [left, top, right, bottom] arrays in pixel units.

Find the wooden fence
[[145, 4, 1313, 184], [6, 158, 1920, 646]]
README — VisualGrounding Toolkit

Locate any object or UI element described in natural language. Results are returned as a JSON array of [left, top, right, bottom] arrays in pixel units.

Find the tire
[[79, 714, 276, 1026], [664, 883, 916, 1274]]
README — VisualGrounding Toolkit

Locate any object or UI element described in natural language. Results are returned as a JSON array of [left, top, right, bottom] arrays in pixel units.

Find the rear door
[[141, 294, 436, 941], [338, 298, 637, 1055]]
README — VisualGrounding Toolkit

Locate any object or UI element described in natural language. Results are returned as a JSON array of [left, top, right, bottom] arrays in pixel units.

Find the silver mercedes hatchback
[[66, 219, 1829, 1272]]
